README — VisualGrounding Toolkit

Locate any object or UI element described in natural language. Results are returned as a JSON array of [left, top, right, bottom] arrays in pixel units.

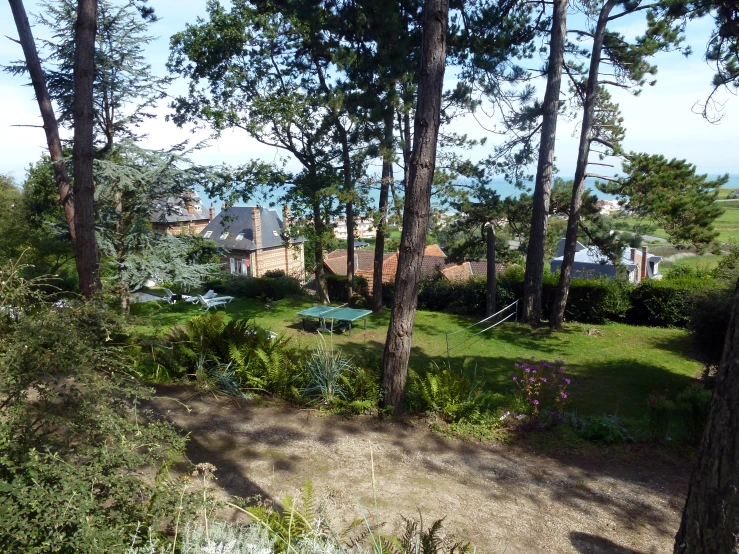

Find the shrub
[[509, 357, 571, 418], [408, 363, 491, 422], [263, 269, 286, 278], [556, 278, 632, 323], [302, 337, 355, 404], [208, 274, 302, 300], [675, 384, 713, 443], [647, 393, 674, 442], [689, 286, 733, 366], [325, 274, 369, 303], [0, 301, 187, 553], [629, 277, 720, 327], [568, 413, 634, 444]]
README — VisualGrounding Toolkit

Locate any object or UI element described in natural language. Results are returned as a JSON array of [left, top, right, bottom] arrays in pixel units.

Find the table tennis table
[[296, 304, 373, 335]]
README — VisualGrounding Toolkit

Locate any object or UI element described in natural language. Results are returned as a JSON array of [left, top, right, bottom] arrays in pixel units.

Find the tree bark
[[346, 200, 355, 300], [486, 225, 497, 317], [312, 200, 330, 304], [549, 0, 616, 329], [72, 0, 101, 298], [381, 0, 449, 413], [521, 0, 568, 325], [674, 277, 739, 553], [8, 0, 76, 240], [373, 112, 394, 312]]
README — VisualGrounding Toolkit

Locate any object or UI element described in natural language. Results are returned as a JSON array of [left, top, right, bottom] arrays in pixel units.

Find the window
[[273, 231, 280, 237], [220, 231, 229, 239], [235, 233, 244, 241], [203, 231, 212, 238]]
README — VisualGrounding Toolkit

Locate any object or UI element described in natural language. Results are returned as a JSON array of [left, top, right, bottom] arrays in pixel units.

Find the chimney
[[641, 246, 649, 280], [221, 203, 227, 211], [187, 201, 195, 215], [282, 204, 291, 235], [209, 205, 216, 221], [630, 247, 636, 262], [251, 206, 262, 250]]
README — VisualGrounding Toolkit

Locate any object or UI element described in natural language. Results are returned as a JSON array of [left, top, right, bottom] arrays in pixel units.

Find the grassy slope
[[134, 296, 702, 425]]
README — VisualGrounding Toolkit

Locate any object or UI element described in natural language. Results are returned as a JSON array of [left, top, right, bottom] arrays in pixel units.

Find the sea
[[193, 174, 739, 211]]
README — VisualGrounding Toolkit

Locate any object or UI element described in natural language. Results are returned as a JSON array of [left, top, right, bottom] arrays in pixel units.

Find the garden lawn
[[134, 296, 702, 427]]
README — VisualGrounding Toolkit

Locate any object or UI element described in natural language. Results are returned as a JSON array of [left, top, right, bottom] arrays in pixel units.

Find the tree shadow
[[569, 532, 647, 553]]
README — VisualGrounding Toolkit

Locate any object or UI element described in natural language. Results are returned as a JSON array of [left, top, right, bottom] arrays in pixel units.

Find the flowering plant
[[510, 357, 571, 418]]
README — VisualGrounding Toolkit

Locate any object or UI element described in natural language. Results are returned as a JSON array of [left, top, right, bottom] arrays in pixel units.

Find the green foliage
[[302, 338, 356, 405], [628, 277, 720, 327], [675, 384, 713, 443], [689, 286, 733, 366], [713, 240, 739, 285], [325, 274, 370, 304], [598, 154, 726, 250], [408, 363, 489, 423], [210, 274, 303, 301], [379, 517, 473, 554], [0, 299, 187, 553], [647, 393, 674, 442], [509, 358, 571, 418], [570, 414, 634, 445], [553, 278, 633, 324]]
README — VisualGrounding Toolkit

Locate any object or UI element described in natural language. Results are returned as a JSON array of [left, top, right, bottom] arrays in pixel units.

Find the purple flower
[[532, 399, 539, 405], [511, 376, 518, 381], [524, 367, 531, 373], [561, 392, 568, 399], [532, 369, 537, 374], [516, 414, 526, 420], [564, 378, 571, 385], [558, 367, 565, 373], [541, 377, 547, 383], [529, 377, 535, 383], [514, 363, 520, 368]]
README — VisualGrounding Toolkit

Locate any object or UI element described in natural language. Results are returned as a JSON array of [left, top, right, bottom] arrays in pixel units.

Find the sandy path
[[150, 387, 689, 554]]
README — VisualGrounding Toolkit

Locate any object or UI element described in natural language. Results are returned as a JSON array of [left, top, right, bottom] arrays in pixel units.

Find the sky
[[1, 0, 737, 192]]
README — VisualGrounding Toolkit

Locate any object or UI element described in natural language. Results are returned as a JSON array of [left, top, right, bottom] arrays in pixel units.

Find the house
[[549, 238, 662, 283], [151, 191, 214, 235], [323, 244, 447, 289], [595, 199, 622, 215], [332, 216, 376, 240], [199, 205, 306, 280], [440, 260, 505, 282]]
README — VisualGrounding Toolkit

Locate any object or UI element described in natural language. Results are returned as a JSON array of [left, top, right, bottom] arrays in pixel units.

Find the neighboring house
[[323, 244, 447, 289], [595, 199, 622, 215], [151, 191, 215, 235], [200, 205, 306, 280], [332, 217, 376, 240], [440, 260, 505, 282], [549, 238, 662, 283]]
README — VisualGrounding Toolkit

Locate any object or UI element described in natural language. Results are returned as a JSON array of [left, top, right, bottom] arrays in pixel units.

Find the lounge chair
[[185, 289, 217, 303], [162, 288, 183, 304], [198, 295, 230, 311]]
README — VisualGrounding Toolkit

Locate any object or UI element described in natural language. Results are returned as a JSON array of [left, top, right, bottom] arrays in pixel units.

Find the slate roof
[[150, 192, 209, 224], [199, 206, 304, 251]]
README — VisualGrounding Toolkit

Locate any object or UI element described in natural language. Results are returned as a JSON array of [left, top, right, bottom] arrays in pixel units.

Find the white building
[[332, 217, 376, 240], [595, 199, 622, 215]]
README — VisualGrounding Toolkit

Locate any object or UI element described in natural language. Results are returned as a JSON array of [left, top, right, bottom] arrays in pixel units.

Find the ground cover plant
[[135, 296, 704, 437]]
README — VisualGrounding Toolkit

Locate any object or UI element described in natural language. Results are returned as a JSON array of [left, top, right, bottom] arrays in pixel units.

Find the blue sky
[[1, 0, 737, 188]]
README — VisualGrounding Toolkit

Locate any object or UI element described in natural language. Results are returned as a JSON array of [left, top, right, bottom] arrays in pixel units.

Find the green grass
[[718, 188, 739, 200], [133, 296, 703, 426], [662, 254, 723, 271]]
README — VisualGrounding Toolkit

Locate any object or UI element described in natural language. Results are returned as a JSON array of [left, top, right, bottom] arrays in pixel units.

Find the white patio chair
[[197, 295, 229, 311]]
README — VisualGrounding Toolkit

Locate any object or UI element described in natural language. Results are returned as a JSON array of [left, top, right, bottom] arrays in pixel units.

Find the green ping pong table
[[296, 304, 373, 335]]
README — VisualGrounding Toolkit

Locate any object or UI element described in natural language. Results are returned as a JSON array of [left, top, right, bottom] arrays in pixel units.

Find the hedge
[[377, 267, 720, 328], [206, 274, 303, 300], [325, 274, 369, 304]]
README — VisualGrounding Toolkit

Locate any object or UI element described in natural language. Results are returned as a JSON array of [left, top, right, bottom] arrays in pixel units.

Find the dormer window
[[235, 233, 244, 241], [203, 231, 212, 238], [220, 232, 229, 239]]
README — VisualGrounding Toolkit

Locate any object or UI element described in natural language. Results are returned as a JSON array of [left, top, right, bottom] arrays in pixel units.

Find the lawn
[[134, 296, 702, 427]]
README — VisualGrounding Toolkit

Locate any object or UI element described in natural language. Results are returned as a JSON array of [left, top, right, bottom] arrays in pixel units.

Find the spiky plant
[[302, 336, 354, 404]]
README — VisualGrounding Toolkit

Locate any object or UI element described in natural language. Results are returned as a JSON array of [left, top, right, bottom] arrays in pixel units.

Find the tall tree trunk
[[486, 225, 497, 317], [521, 0, 568, 325], [549, 0, 616, 329], [8, 0, 76, 240], [346, 200, 355, 300], [373, 112, 394, 312], [674, 277, 739, 552], [312, 200, 330, 304], [381, 0, 449, 413], [72, 0, 101, 298]]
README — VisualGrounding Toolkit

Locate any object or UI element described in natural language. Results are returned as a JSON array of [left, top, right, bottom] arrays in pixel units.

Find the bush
[[675, 384, 713, 443], [647, 393, 674, 442], [324, 274, 369, 303], [0, 301, 187, 553], [509, 357, 571, 418], [629, 277, 720, 327], [568, 413, 634, 444], [408, 363, 492, 422], [690, 286, 733, 366], [553, 278, 632, 323], [208, 274, 302, 301]]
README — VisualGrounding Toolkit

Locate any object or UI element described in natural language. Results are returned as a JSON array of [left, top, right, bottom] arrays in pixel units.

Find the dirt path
[[150, 387, 690, 554]]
